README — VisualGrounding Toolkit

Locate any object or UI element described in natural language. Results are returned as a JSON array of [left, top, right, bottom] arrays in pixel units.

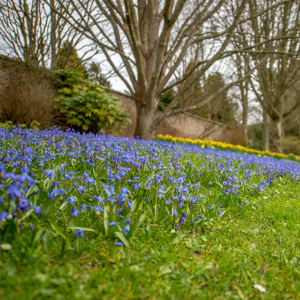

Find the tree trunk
[[50, 0, 57, 69], [272, 119, 283, 153], [134, 101, 142, 138], [240, 80, 248, 142], [262, 109, 270, 151], [139, 104, 155, 140], [297, 116, 300, 139], [242, 102, 248, 142]]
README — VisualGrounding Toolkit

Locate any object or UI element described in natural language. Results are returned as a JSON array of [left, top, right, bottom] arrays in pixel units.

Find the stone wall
[[109, 89, 225, 140]]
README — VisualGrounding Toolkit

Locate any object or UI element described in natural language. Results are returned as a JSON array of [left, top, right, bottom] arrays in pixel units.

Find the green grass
[[1, 181, 300, 300]]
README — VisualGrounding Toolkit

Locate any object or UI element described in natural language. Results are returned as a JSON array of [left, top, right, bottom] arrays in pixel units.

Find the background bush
[[54, 69, 130, 134], [0, 63, 56, 128]]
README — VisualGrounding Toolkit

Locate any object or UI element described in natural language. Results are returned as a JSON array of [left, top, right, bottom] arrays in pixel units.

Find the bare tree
[[241, 0, 300, 152], [0, 0, 96, 68], [0, 0, 50, 66], [45, 0, 276, 139]]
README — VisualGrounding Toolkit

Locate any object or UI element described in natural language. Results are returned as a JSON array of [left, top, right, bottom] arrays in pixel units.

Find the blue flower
[[92, 195, 104, 202], [92, 206, 104, 213], [177, 202, 185, 208], [70, 206, 80, 218], [175, 224, 179, 232], [31, 205, 45, 217], [7, 184, 24, 200], [0, 212, 10, 221], [121, 187, 129, 194], [123, 225, 130, 232], [115, 242, 124, 246], [66, 196, 77, 205], [80, 204, 89, 212], [165, 198, 172, 205], [108, 222, 118, 226], [78, 186, 86, 194], [48, 189, 60, 200], [218, 210, 223, 214], [74, 229, 84, 238], [173, 210, 178, 217], [44, 169, 56, 179], [133, 183, 141, 190], [85, 177, 95, 186], [19, 198, 30, 212], [125, 218, 131, 225]]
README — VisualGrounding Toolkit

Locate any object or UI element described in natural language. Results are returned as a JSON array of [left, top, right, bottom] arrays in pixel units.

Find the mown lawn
[[0, 128, 300, 299]]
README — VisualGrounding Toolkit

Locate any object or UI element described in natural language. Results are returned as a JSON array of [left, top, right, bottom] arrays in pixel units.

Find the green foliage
[[248, 123, 264, 150], [201, 72, 237, 125], [158, 90, 175, 111], [87, 62, 111, 88], [56, 42, 87, 73], [55, 69, 130, 133], [0, 120, 40, 130]]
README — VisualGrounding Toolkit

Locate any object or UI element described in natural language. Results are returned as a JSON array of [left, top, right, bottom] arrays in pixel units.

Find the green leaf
[[20, 209, 34, 221], [115, 231, 130, 247], [154, 204, 158, 222], [103, 206, 109, 236], [68, 227, 99, 234], [50, 222, 67, 240], [131, 200, 137, 213], [128, 213, 147, 239]]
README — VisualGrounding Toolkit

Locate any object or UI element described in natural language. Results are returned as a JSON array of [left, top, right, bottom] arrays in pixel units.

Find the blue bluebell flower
[[66, 196, 77, 205], [123, 225, 130, 232], [70, 207, 80, 218], [92, 206, 104, 213], [74, 229, 84, 238], [31, 206, 44, 217]]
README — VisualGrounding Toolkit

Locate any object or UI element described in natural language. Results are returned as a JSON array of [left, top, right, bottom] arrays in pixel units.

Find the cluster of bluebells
[[0, 126, 299, 246]]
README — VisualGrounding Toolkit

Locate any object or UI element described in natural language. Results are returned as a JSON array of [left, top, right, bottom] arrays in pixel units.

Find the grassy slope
[[1, 160, 300, 299]]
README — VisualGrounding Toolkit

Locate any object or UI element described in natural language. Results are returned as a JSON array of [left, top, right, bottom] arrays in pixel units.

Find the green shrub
[[55, 69, 131, 133], [0, 120, 40, 130]]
